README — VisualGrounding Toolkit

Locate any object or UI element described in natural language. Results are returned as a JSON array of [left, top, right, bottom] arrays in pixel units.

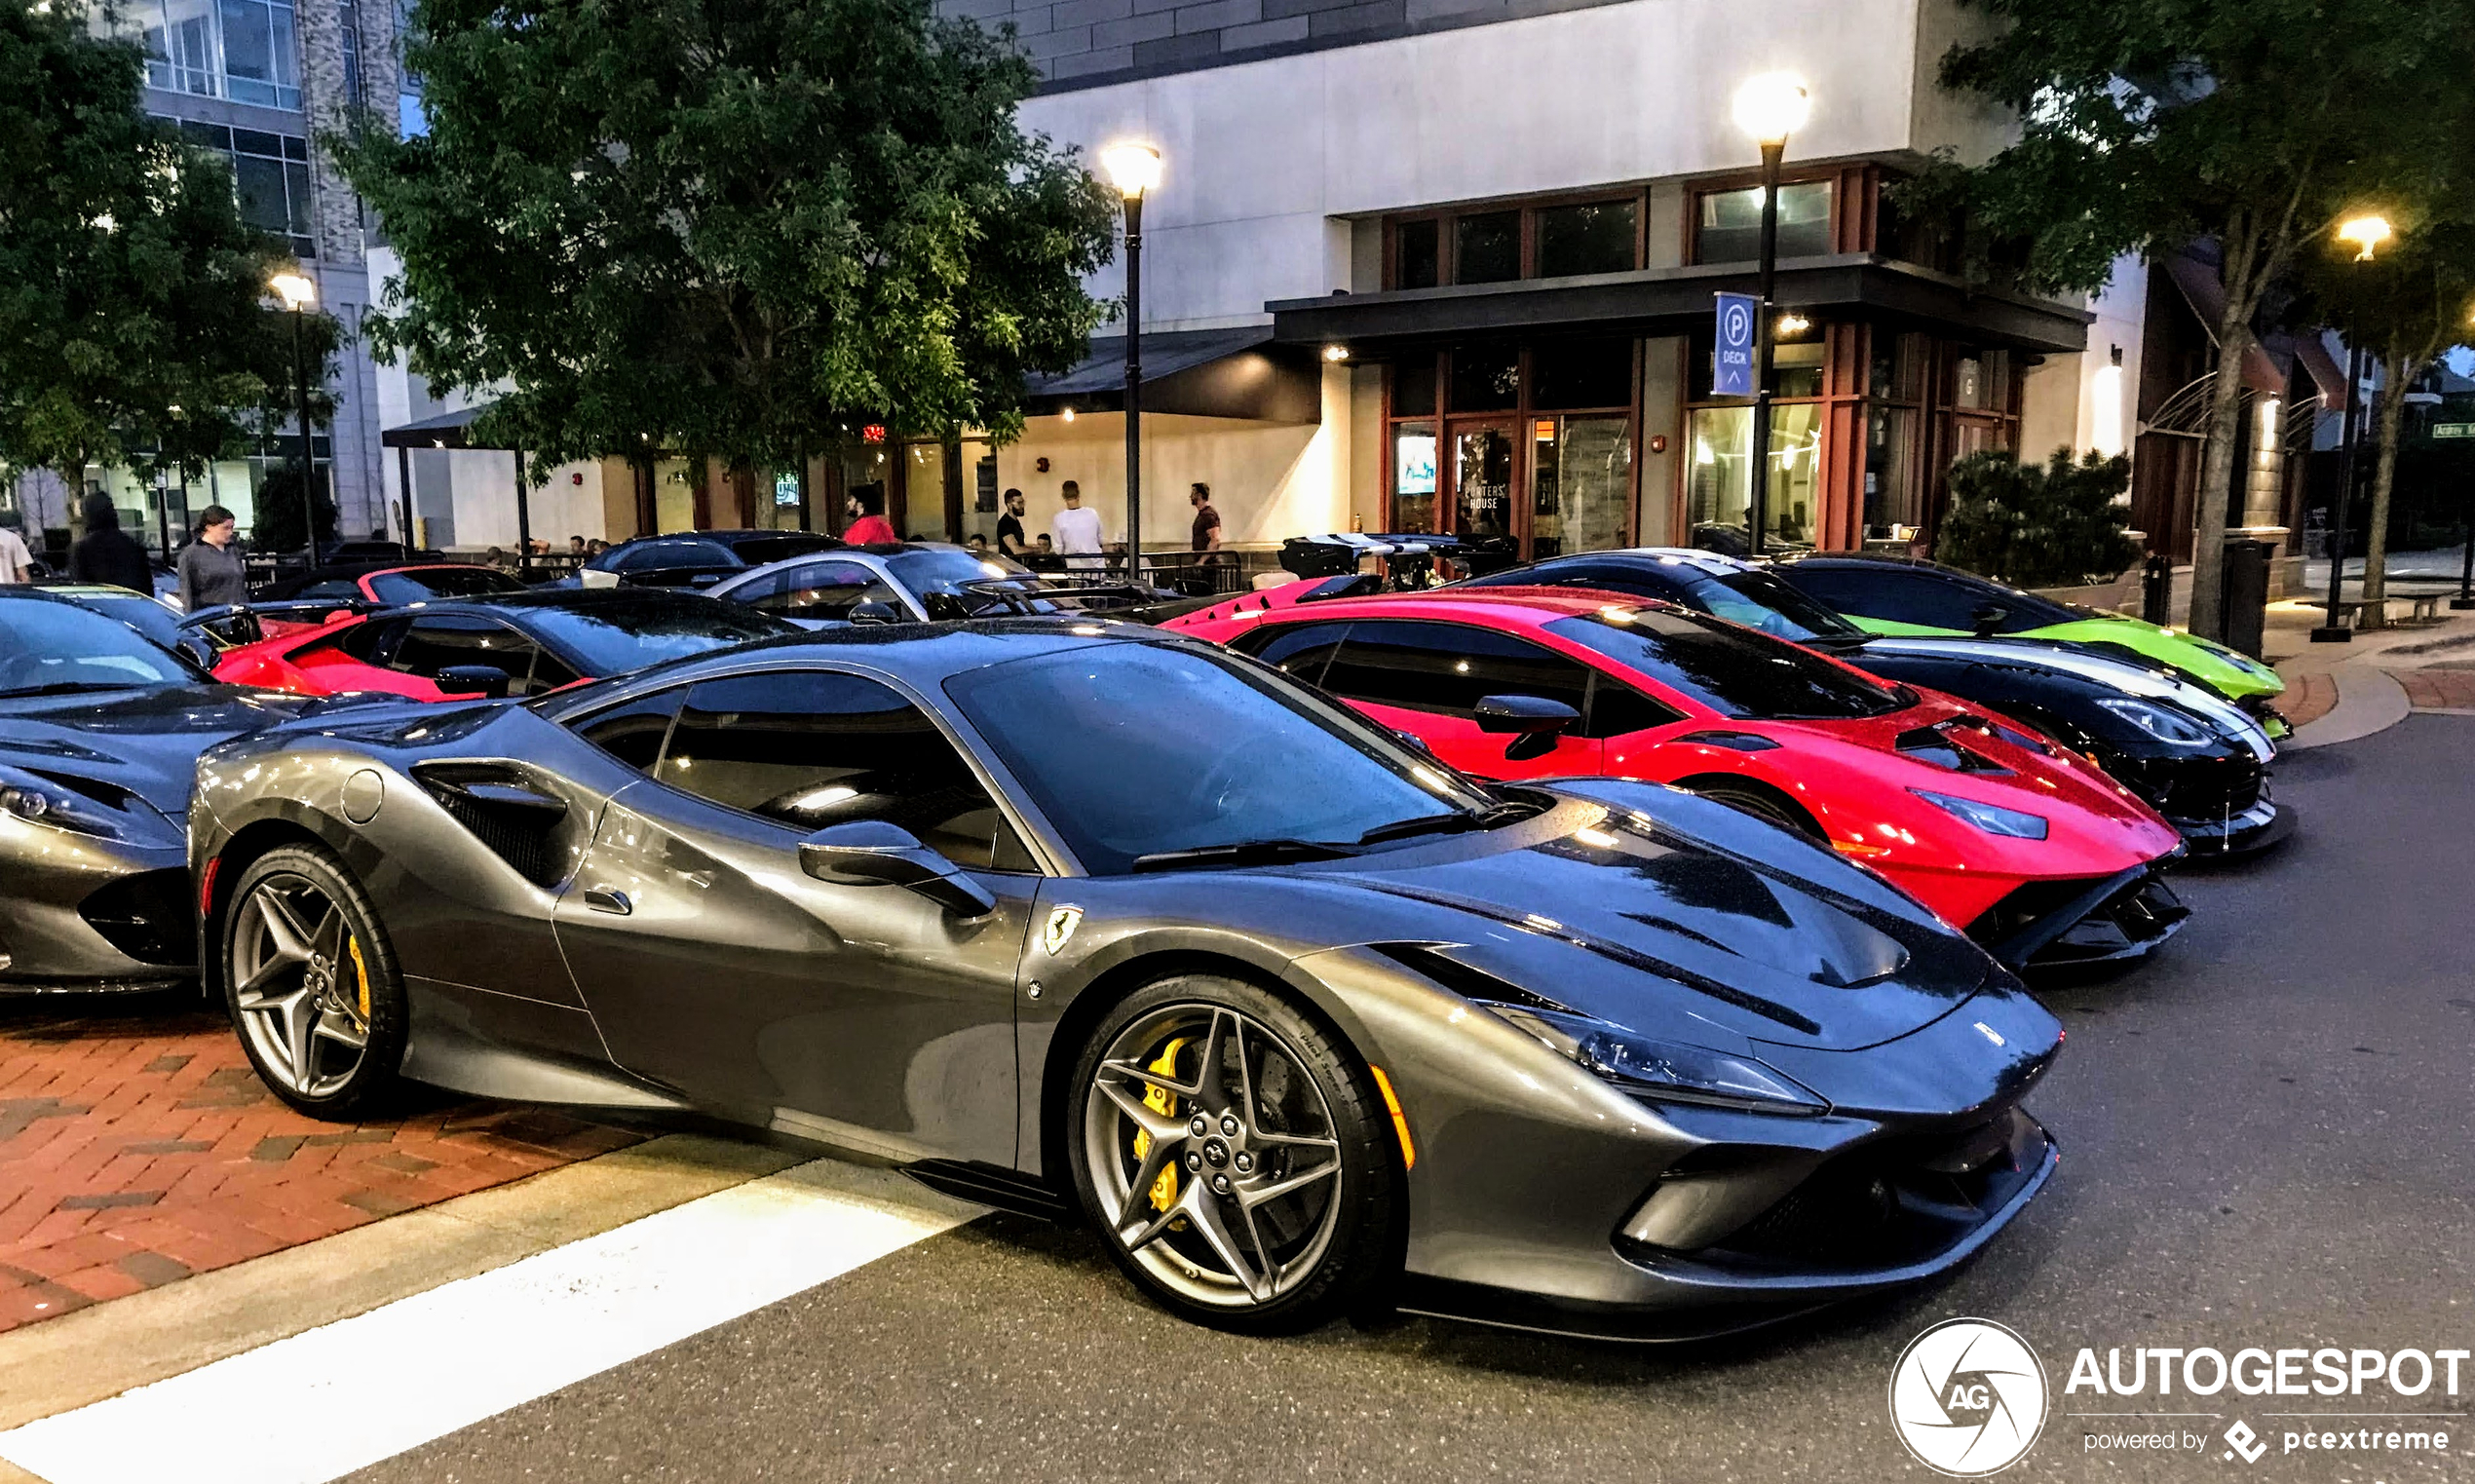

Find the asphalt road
[[352, 717, 2475, 1484]]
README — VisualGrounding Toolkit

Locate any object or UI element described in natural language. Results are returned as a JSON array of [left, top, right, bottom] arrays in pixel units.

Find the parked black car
[[577, 531, 845, 590]]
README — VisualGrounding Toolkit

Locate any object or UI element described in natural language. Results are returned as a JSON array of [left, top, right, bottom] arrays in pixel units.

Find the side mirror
[[1473, 694, 1580, 763], [848, 600, 902, 626], [1970, 602, 2009, 637], [176, 634, 219, 671], [437, 664, 512, 700], [798, 819, 997, 917]]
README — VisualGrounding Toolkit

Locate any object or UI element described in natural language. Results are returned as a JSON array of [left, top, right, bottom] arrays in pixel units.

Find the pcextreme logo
[[1888, 1318, 2051, 1476]]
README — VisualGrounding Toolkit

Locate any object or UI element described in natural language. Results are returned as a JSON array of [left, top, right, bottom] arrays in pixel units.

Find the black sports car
[[0, 590, 310, 991], [575, 530, 846, 590], [1456, 550, 2290, 856], [194, 620, 2061, 1339]]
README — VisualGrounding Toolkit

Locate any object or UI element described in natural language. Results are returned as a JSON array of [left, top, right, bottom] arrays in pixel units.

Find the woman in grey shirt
[[177, 506, 249, 611]]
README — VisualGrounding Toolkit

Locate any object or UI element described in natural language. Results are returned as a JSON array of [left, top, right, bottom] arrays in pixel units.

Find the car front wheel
[[1069, 974, 1400, 1334], [222, 844, 408, 1119]]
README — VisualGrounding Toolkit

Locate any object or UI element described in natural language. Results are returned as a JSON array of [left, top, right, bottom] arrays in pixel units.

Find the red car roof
[[1248, 586, 1671, 628]]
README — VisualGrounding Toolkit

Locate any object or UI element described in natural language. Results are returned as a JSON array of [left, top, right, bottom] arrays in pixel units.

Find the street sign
[[1713, 292, 1757, 398], [2434, 423, 2475, 439]]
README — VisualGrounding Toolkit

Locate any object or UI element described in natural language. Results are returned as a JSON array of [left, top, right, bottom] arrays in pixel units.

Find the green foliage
[[338, 0, 1120, 476], [0, 0, 340, 489], [250, 462, 339, 552], [1934, 449, 2141, 590]]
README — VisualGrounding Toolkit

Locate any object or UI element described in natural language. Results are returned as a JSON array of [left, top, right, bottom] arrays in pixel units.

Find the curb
[[2286, 664, 2412, 751]]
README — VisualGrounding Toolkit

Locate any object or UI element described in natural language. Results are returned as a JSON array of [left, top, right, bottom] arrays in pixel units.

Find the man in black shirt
[[69, 494, 154, 593], [995, 488, 1028, 560]]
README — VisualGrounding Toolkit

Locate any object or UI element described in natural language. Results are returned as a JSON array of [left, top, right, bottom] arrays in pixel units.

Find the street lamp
[[269, 270, 318, 554], [2312, 213, 2390, 643], [1732, 72, 1809, 557], [2456, 300, 2475, 612], [1101, 141, 1162, 587]]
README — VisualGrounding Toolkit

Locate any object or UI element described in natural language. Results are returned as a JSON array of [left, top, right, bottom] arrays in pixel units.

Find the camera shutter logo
[[1887, 1318, 2049, 1476]]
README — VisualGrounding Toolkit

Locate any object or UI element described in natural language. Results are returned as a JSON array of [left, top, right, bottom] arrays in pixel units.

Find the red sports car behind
[[1171, 587, 2186, 970]]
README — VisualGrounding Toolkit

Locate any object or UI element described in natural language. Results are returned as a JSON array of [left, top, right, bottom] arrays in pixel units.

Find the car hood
[[1859, 636, 2274, 760], [1305, 780, 1998, 1053], [0, 683, 315, 818]]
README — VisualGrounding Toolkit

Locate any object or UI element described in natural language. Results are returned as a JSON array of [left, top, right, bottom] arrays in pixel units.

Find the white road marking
[[0, 1159, 981, 1484]]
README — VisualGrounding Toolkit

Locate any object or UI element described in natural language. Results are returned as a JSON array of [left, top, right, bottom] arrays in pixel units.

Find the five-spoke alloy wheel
[[223, 845, 408, 1117], [1071, 975, 1399, 1333]]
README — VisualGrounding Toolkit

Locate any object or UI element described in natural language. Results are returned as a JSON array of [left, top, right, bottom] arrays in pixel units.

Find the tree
[[251, 462, 340, 552], [0, 0, 338, 518], [337, 0, 1120, 491], [1923, 0, 2475, 638], [1934, 448, 2141, 590]]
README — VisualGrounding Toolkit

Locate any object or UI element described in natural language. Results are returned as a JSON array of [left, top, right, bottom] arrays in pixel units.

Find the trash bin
[[2141, 554, 2174, 627], [2221, 539, 2272, 660]]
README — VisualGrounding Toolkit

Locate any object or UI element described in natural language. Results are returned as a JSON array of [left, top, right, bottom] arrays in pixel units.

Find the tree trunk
[[2355, 348, 2413, 629], [2188, 318, 2257, 640]]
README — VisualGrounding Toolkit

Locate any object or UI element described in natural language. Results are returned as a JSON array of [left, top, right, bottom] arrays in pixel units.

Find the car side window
[[1540, 563, 1687, 604], [1231, 622, 1351, 684], [656, 669, 1036, 873], [390, 616, 542, 689], [331, 617, 406, 664], [571, 686, 687, 770], [1796, 567, 1986, 631], [295, 578, 362, 600], [1581, 675, 1683, 738], [1321, 620, 1593, 720], [526, 645, 583, 694], [740, 560, 899, 620]]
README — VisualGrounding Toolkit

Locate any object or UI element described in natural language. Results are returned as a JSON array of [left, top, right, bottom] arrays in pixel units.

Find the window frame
[[1313, 617, 1680, 740], [1383, 187, 1646, 291]]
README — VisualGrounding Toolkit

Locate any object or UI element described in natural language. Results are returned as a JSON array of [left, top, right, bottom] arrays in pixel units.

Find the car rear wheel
[[223, 845, 408, 1119], [1069, 975, 1399, 1334]]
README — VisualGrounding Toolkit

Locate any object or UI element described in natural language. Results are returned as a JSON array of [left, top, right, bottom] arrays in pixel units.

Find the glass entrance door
[[1451, 424, 1515, 546]]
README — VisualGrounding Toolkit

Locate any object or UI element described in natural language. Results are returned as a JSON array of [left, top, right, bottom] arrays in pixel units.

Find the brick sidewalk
[[2280, 672, 2340, 729], [2396, 667, 2475, 711], [0, 993, 640, 1333]]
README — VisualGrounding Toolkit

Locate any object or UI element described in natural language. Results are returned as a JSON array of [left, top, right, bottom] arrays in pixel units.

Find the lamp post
[[2457, 303, 2475, 612], [269, 270, 319, 553], [1732, 73, 1809, 558], [1102, 142, 1162, 588], [2312, 215, 2391, 643]]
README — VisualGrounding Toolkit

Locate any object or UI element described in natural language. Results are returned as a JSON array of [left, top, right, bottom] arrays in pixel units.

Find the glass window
[[886, 548, 1043, 620], [571, 686, 685, 771], [901, 443, 946, 539], [365, 566, 527, 604], [333, 616, 403, 663], [1694, 181, 1832, 264], [1681, 571, 1866, 642], [943, 643, 1489, 877], [1532, 339, 1633, 410], [133, 0, 299, 109], [1535, 201, 1636, 278], [1448, 347, 1519, 411], [1454, 211, 1520, 285], [1322, 621, 1592, 720], [613, 537, 738, 573], [737, 559, 900, 621], [1453, 428, 1513, 542], [1529, 415, 1631, 559], [1462, 557, 1691, 604], [1584, 679, 1683, 738], [1864, 404, 1923, 540], [660, 670, 1032, 873], [0, 598, 194, 694], [1545, 610, 1906, 720], [213, 0, 300, 108], [518, 595, 789, 672], [1396, 219, 1440, 290], [390, 616, 538, 687], [1776, 565, 2065, 634], [1233, 622, 1352, 684], [1390, 422, 1437, 533], [1390, 359, 1436, 416], [1684, 402, 1824, 551]]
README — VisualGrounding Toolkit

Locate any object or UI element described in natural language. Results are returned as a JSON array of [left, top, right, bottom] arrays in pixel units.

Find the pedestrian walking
[[1052, 480, 1103, 571], [996, 489, 1029, 559], [69, 494, 154, 592], [1189, 482, 1222, 554], [0, 510, 35, 584], [176, 506, 248, 611]]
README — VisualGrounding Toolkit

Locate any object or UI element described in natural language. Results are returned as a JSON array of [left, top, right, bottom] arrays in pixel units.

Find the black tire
[[1066, 973, 1401, 1335], [221, 844, 409, 1119], [1690, 780, 1827, 844]]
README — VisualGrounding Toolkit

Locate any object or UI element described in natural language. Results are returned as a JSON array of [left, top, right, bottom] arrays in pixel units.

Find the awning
[[2159, 253, 2286, 393], [1023, 327, 1320, 422], [1269, 254, 2093, 357], [381, 401, 511, 450], [2289, 331, 2351, 409]]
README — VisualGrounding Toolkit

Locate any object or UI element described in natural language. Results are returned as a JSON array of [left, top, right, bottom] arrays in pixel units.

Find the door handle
[[583, 888, 631, 916]]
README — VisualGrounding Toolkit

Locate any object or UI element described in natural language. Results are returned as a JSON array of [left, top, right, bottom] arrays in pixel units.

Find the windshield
[[0, 598, 196, 695], [1546, 609, 1909, 720], [519, 599, 793, 673], [944, 642, 1492, 875], [1684, 571, 1868, 642], [75, 593, 187, 652], [367, 567, 528, 604], [888, 549, 1065, 618]]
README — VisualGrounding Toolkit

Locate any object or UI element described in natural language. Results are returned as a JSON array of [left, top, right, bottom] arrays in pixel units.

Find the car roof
[[1246, 588, 1654, 628], [381, 587, 750, 617], [38, 583, 153, 599], [1775, 552, 1984, 579], [614, 529, 843, 551]]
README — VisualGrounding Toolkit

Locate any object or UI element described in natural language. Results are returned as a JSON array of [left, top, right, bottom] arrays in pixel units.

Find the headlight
[[1910, 788, 2049, 840], [0, 766, 133, 841], [2095, 697, 2218, 747], [1480, 1003, 1826, 1116]]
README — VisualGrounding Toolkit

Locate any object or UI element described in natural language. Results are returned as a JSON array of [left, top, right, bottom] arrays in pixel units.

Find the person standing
[[70, 494, 154, 592], [0, 510, 35, 584], [177, 506, 248, 610], [996, 488, 1029, 560], [843, 485, 898, 545], [1188, 482, 1222, 556], [1051, 480, 1103, 571]]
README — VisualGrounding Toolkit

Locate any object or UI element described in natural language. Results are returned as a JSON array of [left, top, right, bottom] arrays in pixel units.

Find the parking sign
[[1713, 292, 1757, 397]]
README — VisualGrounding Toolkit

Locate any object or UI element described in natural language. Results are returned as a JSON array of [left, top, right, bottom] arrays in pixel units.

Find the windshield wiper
[[1356, 795, 1548, 846], [1130, 837, 1364, 872]]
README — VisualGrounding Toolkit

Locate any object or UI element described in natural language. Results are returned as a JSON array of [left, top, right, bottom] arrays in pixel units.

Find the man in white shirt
[[1051, 480, 1104, 571], [0, 510, 35, 584]]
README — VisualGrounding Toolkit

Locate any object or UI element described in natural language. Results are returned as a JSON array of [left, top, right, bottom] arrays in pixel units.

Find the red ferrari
[[1171, 587, 2187, 970]]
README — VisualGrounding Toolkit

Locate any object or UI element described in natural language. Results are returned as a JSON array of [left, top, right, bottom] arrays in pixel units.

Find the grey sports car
[[192, 619, 2063, 1339], [0, 589, 309, 991]]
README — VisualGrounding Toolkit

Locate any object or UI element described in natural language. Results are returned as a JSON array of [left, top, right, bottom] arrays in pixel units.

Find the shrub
[[1934, 448, 2140, 589]]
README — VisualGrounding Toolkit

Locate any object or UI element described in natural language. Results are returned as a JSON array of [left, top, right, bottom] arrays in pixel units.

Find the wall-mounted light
[[1774, 312, 1811, 336], [2090, 359, 2125, 458], [1323, 345, 1350, 362], [1060, 406, 1076, 423]]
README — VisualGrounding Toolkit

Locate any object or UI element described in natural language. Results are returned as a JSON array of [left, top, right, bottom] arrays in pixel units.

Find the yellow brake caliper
[[1130, 1038, 1187, 1213], [346, 934, 371, 1023]]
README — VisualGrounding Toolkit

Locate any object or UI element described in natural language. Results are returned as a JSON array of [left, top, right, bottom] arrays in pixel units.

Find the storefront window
[[903, 441, 946, 540], [1392, 358, 1436, 416], [1864, 405, 1921, 542], [1686, 403, 1824, 550], [1455, 428, 1513, 540], [1396, 219, 1440, 290], [1536, 201, 1636, 279], [1454, 211, 1520, 285], [958, 440, 1000, 548], [1531, 416, 1631, 558], [1689, 319, 1828, 400], [1449, 347, 1519, 411], [1392, 423, 1438, 533], [1532, 339, 1632, 411], [654, 459, 698, 533], [1693, 181, 1832, 264]]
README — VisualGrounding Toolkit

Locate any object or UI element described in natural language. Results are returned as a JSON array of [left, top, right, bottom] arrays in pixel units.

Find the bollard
[[2221, 539, 2272, 659], [2141, 554, 2173, 627]]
